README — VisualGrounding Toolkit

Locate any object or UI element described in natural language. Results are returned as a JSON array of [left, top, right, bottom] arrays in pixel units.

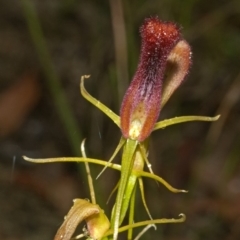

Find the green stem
[[111, 139, 138, 240], [128, 183, 136, 240]]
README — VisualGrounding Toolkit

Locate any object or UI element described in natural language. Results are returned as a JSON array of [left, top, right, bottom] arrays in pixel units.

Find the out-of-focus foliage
[[1, 0, 240, 239]]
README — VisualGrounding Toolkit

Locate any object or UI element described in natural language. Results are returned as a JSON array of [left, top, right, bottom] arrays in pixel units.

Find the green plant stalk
[[117, 140, 151, 230], [118, 163, 138, 225], [111, 139, 138, 240], [21, 0, 82, 156], [128, 182, 137, 240]]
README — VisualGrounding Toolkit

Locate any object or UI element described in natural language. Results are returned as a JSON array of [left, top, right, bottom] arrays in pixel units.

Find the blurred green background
[[1, 0, 240, 239]]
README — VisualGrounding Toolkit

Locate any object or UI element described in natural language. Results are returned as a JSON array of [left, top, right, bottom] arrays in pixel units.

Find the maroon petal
[[120, 17, 181, 142]]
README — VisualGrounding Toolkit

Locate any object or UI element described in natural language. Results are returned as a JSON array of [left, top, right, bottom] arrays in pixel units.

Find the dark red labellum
[[120, 17, 181, 142]]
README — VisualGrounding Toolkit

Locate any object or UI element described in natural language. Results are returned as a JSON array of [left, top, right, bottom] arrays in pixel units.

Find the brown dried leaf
[[0, 72, 41, 137]]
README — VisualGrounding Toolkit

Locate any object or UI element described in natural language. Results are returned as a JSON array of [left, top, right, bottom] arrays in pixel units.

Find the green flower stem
[[128, 183, 136, 240], [111, 139, 138, 240]]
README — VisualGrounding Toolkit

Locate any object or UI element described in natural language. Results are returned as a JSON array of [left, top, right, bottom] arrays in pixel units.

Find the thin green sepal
[[104, 214, 186, 237], [80, 75, 120, 127], [153, 115, 220, 131]]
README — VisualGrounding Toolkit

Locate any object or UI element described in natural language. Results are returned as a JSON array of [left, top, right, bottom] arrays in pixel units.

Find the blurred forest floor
[[0, 0, 240, 239]]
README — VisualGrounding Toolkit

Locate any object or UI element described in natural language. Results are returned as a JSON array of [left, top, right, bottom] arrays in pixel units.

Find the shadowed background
[[0, 0, 240, 239]]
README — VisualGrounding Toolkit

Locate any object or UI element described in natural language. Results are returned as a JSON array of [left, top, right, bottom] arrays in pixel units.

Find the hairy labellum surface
[[120, 17, 182, 142]]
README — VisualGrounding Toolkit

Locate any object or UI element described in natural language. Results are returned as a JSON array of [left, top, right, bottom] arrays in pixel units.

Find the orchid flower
[[23, 17, 219, 240]]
